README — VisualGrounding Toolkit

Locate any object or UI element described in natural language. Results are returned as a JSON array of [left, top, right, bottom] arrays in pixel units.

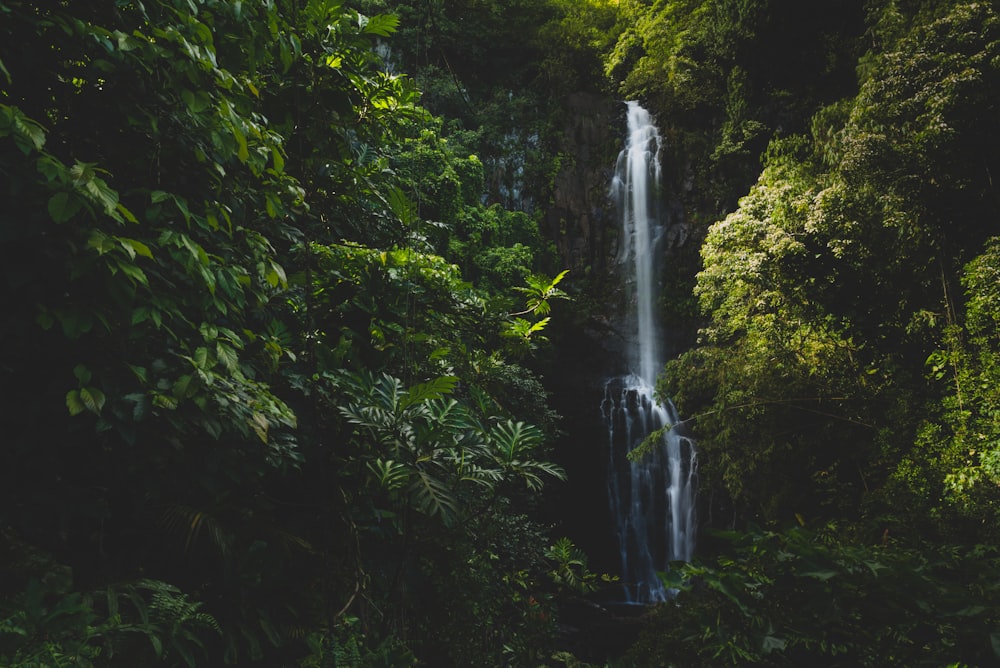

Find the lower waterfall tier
[[601, 375, 698, 603]]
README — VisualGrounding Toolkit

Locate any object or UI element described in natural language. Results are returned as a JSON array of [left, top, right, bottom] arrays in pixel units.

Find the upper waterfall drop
[[611, 102, 663, 386], [603, 101, 697, 604]]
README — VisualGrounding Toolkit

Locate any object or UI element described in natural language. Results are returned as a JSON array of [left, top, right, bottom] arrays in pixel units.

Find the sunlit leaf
[[362, 13, 399, 37]]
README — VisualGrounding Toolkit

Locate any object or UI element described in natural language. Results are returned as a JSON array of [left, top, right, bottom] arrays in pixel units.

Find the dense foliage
[[6, 0, 1000, 665], [660, 0, 1000, 538], [629, 524, 1000, 666], [0, 1, 583, 665]]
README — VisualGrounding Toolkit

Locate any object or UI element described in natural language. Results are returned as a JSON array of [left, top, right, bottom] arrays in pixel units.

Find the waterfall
[[603, 102, 697, 604]]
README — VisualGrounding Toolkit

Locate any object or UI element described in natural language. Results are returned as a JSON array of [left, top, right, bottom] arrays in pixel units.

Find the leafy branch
[[502, 270, 571, 347]]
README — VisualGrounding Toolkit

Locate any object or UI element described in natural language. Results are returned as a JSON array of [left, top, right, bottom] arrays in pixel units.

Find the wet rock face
[[544, 92, 623, 277], [545, 93, 698, 282]]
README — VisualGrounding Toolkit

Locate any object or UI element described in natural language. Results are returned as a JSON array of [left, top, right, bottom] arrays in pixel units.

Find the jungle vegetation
[[2, 0, 1000, 666]]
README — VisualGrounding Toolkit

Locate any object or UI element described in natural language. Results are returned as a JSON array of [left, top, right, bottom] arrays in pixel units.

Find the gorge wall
[[544, 92, 623, 282]]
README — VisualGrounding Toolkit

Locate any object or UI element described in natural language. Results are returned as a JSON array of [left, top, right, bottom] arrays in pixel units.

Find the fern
[[123, 579, 220, 667], [332, 633, 363, 667]]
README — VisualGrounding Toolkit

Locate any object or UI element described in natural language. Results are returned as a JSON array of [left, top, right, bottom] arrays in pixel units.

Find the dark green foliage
[[307, 370, 566, 665], [662, 1, 1000, 536], [626, 525, 1000, 667], [605, 0, 868, 214], [0, 572, 220, 668], [0, 0, 573, 664], [356, 0, 620, 222]]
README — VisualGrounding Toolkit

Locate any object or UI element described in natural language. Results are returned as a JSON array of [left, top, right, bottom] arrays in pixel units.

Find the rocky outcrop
[[544, 92, 623, 278]]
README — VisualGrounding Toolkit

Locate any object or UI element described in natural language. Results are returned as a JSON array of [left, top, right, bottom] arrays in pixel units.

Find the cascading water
[[602, 101, 697, 604]]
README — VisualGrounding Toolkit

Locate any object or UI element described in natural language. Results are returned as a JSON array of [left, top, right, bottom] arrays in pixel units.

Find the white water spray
[[603, 102, 697, 604]]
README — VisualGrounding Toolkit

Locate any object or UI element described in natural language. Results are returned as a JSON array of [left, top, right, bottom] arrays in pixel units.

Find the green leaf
[[234, 126, 249, 163], [117, 237, 154, 260], [47, 192, 81, 222], [66, 389, 86, 416], [409, 470, 457, 526], [528, 317, 550, 334], [149, 633, 163, 658], [362, 13, 400, 37], [128, 365, 148, 384], [153, 393, 179, 410], [762, 635, 787, 654], [270, 146, 284, 173], [88, 230, 116, 255], [400, 375, 458, 409], [386, 186, 417, 226], [124, 392, 149, 421], [8, 106, 46, 152], [502, 317, 533, 339], [181, 88, 211, 113], [265, 260, 286, 288], [193, 346, 212, 369], [799, 565, 838, 580], [79, 386, 106, 415], [73, 364, 92, 384], [249, 412, 269, 442], [368, 459, 409, 490], [112, 29, 137, 52], [116, 202, 139, 223], [216, 342, 238, 371], [491, 420, 543, 461], [173, 374, 195, 398], [116, 260, 149, 286], [657, 568, 691, 592], [85, 176, 120, 215], [264, 192, 279, 218]]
